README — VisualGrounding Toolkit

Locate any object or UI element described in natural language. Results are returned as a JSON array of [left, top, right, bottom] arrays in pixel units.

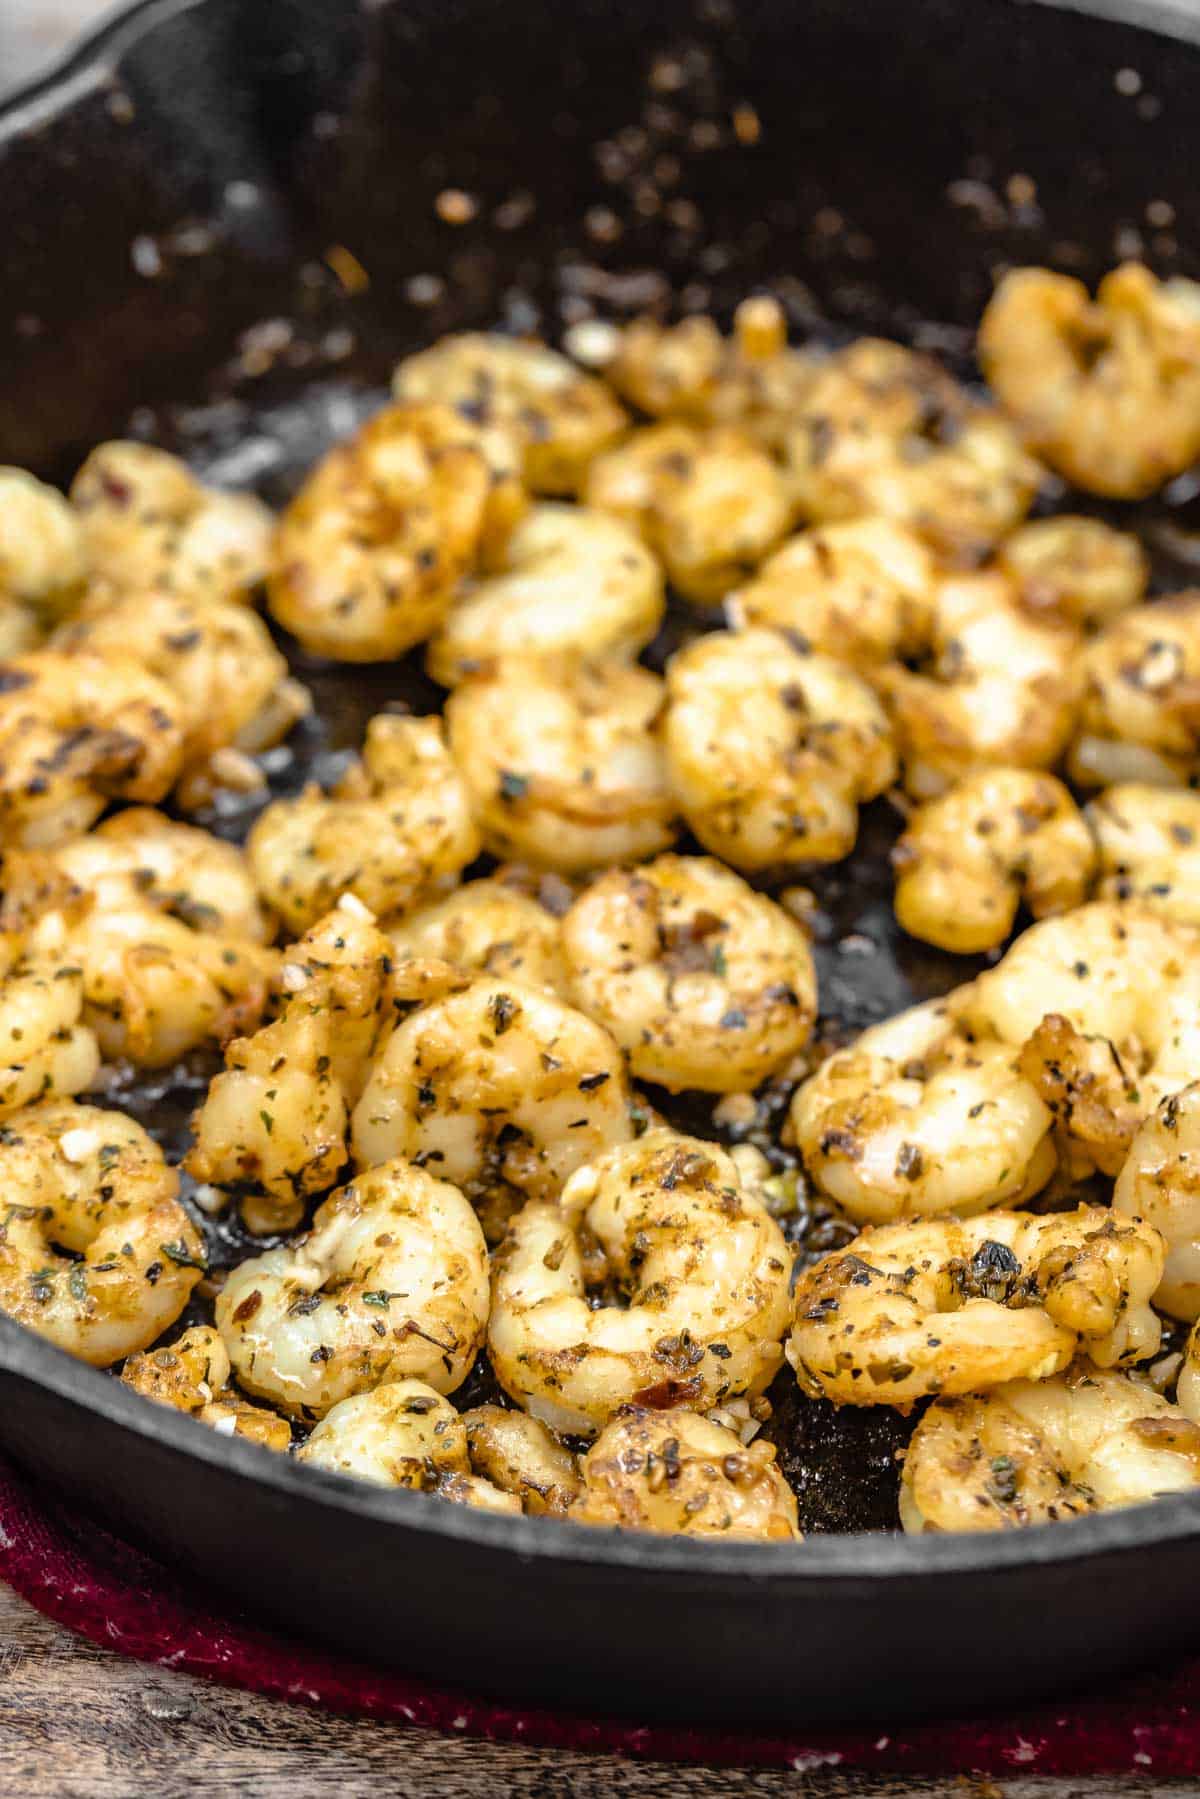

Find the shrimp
[[0, 467, 86, 624], [1068, 595, 1200, 789], [4, 813, 276, 1068], [571, 1405, 799, 1540], [462, 1404, 583, 1516], [585, 422, 793, 603], [70, 441, 273, 607], [663, 626, 896, 869], [901, 1368, 1200, 1533], [388, 878, 567, 997], [892, 769, 1095, 954], [0, 936, 99, 1118], [782, 336, 1039, 561], [425, 504, 663, 688], [121, 1325, 291, 1452], [606, 297, 818, 451], [978, 263, 1200, 498], [873, 573, 1082, 799], [0, 1099, 204, 1365], [788, 1207, 1164, 1408], [215, 1159, 489, 1417], [957, 903, 1200, 1176], [392, 332, 628, 495], [726, 517, 936, 666], [446, 657, 676, 874], [248, 714, 480, 934], [1114, 1085, 1200, 1322], [790, 996, 1055, 1225], [560, 854, 816, 1092], [268, 402, 527, 662], [1089, 783, 1200, 927], [53, 590, 309, 807], [997, 516, 1147, 631], [187, 899, 396, 1233], [487, 1129, 793, 1435], [0, 649, 184, 847], [351, 974, 634, 1235], [296, 1380, 520, 1512]]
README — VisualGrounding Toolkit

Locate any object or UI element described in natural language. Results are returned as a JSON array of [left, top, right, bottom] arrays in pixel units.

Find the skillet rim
[[3, 0, 1200, 1584]]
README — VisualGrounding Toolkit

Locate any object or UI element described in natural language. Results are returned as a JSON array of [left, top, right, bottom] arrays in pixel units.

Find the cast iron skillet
[[2, 0, 1200, 1727]]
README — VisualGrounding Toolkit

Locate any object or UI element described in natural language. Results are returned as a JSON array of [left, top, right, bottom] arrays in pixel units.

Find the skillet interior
[[3, 0, 1200, 1720]]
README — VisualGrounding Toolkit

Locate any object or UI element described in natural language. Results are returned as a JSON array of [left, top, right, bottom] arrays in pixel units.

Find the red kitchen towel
[[1, 1454, 1197, 1776]]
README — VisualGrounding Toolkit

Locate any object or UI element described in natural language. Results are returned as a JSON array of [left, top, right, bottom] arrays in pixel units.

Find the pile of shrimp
[[7, 261, 1200, 1545]]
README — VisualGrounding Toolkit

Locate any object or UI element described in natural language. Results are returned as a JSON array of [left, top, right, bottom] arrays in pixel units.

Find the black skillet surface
[[3, 0, 1200, 1724]]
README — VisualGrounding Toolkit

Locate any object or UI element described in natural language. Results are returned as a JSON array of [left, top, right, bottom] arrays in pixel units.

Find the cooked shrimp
[[446, 657, 676, 874], [782, 336, 1039, 561], [979, 263, 1200, 498], [388, 878, 567, 996], [70, 441, 273, 607], [54, 590, 309, 807], [188, 899, 395, 1233], [392, 332, 628, 494], [997, 515, 1147, 630], [462, 1404, 583, 1516], [1089, 784, 1200, 926], [121, 1325, 291, 1452], [249, 714, 479, 934], [788, 1207, 1164, 1408], [297, 1379, 520, 1511], [874, 573, 1082, 799], [425, 504, 663, 688], [0, 649, 184, 847], [1114, 1085, 1200, 1322], [585, 422, 793, 603], [726, 517, 935, 666], [790, 996, 1055, 1225], [901, 1368, 1200, 1533], [957, 902, 1200, 1176], [663, 627, 895, 868], [352, 975, 633, 1233], [1068, 595, 1200, 788], [0, 1099, 204, 1365], [893, 769, 1094, 953], [607, 298, 817, 451], [0, 929, 99, 1116], [268, 402, 525, 661], [488, 1129, 793, 1434], [571, 1405, 799, 1540], [560, 854, 816, 1092], [216, 1159, 489, 1417], [0, 468, 86, 624]]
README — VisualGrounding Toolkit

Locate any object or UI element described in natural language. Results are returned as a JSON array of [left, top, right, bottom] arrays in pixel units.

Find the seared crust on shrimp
[[791, 996, 1055, 1225], [268, 402, 525, 662], [216, 1160, 489, 1417], [0, 937, 99, 1117], [664, 627, 895, 868], [0, 1099, 204, 1365], [561, 854, 816, 1092], [1069, 595, 1200, 788], [998, 515, 1147, 630], [902, 1368, 1200, 1533], [0, 468, 86, 623], [488, 1129, 793, 1435], [121, 1325, 291, 1451], [249, 714, 479, 934], [979, 263, 1200, 498], [297, 1379, 520, 1511], [0, 649, 184, 847], [572, 1405, 799, 1540], [392, 333, 628, 495], [426, 504, 664, 688], [782, 337, 1039, 560], [447, 657, 676, 874], [585, 422, 793, 603], [1114, 1084, 1200, 1322], [388, 878, 567, 996], [70, 441, 274, 607], [893, 769, 1094, 954], [463, 1404, 583, 1516], [788, 1208, 1164, 1408], [1089, 784, 1200, 926]]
